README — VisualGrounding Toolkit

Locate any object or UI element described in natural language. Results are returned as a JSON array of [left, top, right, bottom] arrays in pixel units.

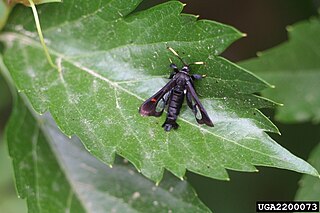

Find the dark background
[[1, 0, 320, 212]]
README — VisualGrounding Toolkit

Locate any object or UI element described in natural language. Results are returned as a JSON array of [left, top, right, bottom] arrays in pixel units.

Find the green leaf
[[8, 0, 62, 7], [0, 74, 11, 111], [1, 0, 318, 182], [0, 0, 12, 31], [295, 142, 320, 200], [0, 140, 12, 188], [5, 95, 211, 213], [240, 17, 320, 123], [1, 0, 60, 31], [0, 141, 27, 213]]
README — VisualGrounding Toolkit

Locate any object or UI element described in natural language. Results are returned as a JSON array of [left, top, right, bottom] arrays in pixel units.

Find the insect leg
[[169, 63, 179, 79], [170, 63, 178, 70], [169, 72, 175, 79], [191, 74, 206, 80]]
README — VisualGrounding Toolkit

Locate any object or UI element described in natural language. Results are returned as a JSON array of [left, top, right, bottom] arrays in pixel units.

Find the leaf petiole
[[27, 0, 58, 70]]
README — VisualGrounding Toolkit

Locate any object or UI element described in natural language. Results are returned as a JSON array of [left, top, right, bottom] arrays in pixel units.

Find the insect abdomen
[[162, 88, 184, 131], [168, 90, 184, 117]]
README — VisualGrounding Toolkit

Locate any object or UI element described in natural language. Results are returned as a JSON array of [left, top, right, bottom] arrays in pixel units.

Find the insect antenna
[[167, 47, 187, 65], [189, 61, 205, 66], [167, 47, 205, 67]]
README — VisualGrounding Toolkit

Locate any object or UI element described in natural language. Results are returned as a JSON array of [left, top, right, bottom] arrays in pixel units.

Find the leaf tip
[[109, 164, 113, 168], [155, 181, 160, 186], [263, 79, 276, 89], [286, 25, 293, 32], [312, 169, 320, 178], [242, 33, 247, 37], [256, 51, 263, 57], [182, 3, 187, 7]]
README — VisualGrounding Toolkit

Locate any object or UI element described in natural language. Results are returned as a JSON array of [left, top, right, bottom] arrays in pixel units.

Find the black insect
[[139, 47, 214, 131]]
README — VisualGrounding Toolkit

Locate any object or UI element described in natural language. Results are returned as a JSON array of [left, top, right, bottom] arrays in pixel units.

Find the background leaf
[[295, 142, 320, 201], [5, 95, 211, 213], [8, 0, 62, 7], [0, 0, 318, 182], [0, 74, 11, 113], [0, 0, 12, 30], [0, 140, 27, 213], [240, 17, 320, 123]]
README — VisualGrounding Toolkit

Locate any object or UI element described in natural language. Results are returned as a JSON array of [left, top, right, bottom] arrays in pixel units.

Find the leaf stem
[[27, 0, 58, 70]]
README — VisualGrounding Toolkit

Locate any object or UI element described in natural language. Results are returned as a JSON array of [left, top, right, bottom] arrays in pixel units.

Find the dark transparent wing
[[186, 81, 214, 127], [139, 79, 176, 117]]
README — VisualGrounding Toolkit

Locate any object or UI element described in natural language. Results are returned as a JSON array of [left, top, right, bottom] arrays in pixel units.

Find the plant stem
[[27, 0, 58, 70]]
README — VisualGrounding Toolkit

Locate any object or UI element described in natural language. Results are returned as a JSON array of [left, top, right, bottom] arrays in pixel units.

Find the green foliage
[[0, 142, 11, 188], [0, 141, 27, 213], [240, 17, 320, 123], [0, 0, 318, 183], [5, 96, 210, 213], [8, 0, 62, 6], [0, 74, 11, 111], [0, 0, 12, 31], [295, 143, 320, 200]]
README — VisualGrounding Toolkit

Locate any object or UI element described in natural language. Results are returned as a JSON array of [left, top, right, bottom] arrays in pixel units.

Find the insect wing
[[139, 79, 176, 117], [186, 81, 214, 127]]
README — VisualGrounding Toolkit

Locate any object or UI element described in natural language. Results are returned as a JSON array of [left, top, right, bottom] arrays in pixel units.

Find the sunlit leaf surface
[[1, 0, 318, 182], [240, 17, 320, 123], [5, 96, 211, 213]]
